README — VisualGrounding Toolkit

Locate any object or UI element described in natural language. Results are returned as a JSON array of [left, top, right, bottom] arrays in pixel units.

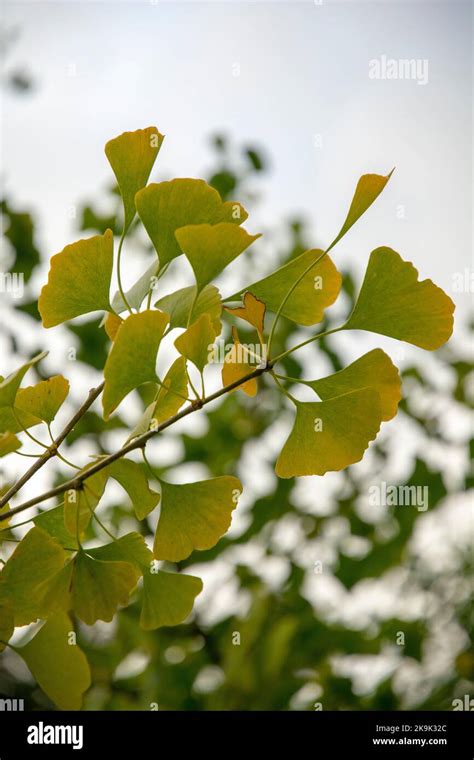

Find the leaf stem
[[116, 230, 133, 315]]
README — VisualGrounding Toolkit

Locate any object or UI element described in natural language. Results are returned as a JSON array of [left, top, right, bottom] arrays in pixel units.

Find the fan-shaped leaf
[[155, 284, 222, 332], [72, 551, 139, 625], [224, 291, 266, 337], [15, 375, 69, 424], [136, 178, 248, 266], [175, 223, 260, 292], [344, 247, 455, 349], [275, 389, 383, 478], [221, 327, 259, 397], [153, 476, 242, 561], [307, 349, 401, 421], [19, 613, 90, 710], [0, 351, 47, 408], [103, 310, 169, 419], [39, 231, 113, 327], [174, 313, 217, 373], [229, 250, 341, 326], [0, 431, 21, 457], [140, 570, 203, 630], [109, 458, 160, 521], [63, 468, 109, 536], [105, 126, 164, 232]]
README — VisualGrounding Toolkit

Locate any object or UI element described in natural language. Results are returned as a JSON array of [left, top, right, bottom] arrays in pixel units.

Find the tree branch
[[0, 381, 105, 511], [0, 364, 274, 523]]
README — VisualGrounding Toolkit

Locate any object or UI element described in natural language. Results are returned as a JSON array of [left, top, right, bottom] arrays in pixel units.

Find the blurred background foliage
[[0, 31, 472, 710]]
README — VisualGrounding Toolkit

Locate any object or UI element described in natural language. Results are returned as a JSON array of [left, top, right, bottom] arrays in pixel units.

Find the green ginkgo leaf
[[15, 375, 70, 424], [38, 231, 113, 328], [155, 284, 222, 332], [327, 170, 394, 252], [136, 178, 248, 267], [105, 126, 164, 232], [103, 310, 169, 419], [19, 613, 91, 710], [87, 532, 152, 570], [307, 349, 401, 421], [153, 476, 242, 561], [275, 389, 383, 478], [34, 504, 78, 550], [344, 247, 455, 349], [0, 351, 47, 409], [154, 357, 189, 423], [0, 432, 21, 457], [174, 313, 217, 373], [228, 250, 341, 326], [0, 406, 41, 434], [64, 467, 109, 536], [72, 550, 140, 625], [0, 604, 14, 651], [0, 527, 66, 625], [175, 223, 261, 292], [140, 570, 203, 630], [108, 458, 160, 520], [111, 259, 159, 314]]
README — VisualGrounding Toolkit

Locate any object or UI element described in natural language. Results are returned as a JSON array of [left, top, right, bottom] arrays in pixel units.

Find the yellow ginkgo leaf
[[344, 247, 455, 350], [104, 312, 123, 341], [153, 476, 242, 561], [136, 178, 248, 266], [175, 223, 261, 292], [154, 357, 189, 423], [307, 349, 401, 421], [0, 431, 21, 457], [15, 375, 69, 424], [224, 291, 266, 338], [275, 389, 383, 478], [228, 250, 341, 327], [108, 458, 160, 521], [0, 351, 47, 409], [327, 170, 394, 252], [103, 310, 169, 419], [63, 467, 109, 536], [39, 231, 113, 328], [140, 570, 203, 630], [174, 313, 217, 373], [105, 126, 164, 231], [19, 613, 91, 710], [222, 327, 259, 397]]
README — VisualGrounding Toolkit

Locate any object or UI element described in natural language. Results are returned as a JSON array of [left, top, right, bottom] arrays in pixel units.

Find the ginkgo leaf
[[15, 375, 69, 424], [153, 476, 241, 561], [174, 313, 217, 373], [103, 312, 123, 341], [34, 505, 79, 550], [87, 532, 152, 570], [0, 604, 14, 651], [275, 389, 383, 478], [140, 570, 203, 630], [155, 284, 222, 332], [175, 223, 261, 292], [0, 527, 66, 625], [229, 250, 341, 326], [0, 431, 21, 457], [108, 458, 160, 520], [154, 357, 188, 423], [136, 178, 248, 267], [0, 406, 41, 434], [344, 247, 455, 350], [307, 349, 401, 421], [221, 327, 259, 397], [103, 310, 169, 419], [72, 550, 139, 625], [64, 468, 109, 536], [0, 351, 47, 409], [105, 126, 164, 232], [224, 291, 266, 337], [327, 170, 394, 252], [39, 231, 113, 328], [19, 613, 91, 710], [110, 259, 159, 314]]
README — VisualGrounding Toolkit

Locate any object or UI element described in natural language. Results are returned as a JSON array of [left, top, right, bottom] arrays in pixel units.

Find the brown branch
[[0, 381, 105, 511], [0, 363, 274, 523]]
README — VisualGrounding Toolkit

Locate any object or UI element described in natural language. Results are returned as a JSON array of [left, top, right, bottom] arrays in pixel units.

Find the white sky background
[[0, 0, 472, 540]]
